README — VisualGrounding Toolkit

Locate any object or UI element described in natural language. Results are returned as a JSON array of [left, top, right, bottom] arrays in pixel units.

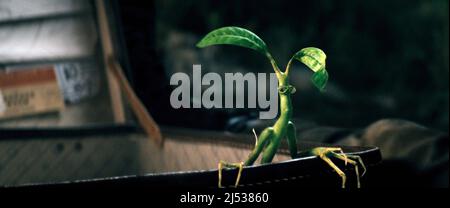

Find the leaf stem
[[285, 58, 294, 77], [266, 53, 283, 78]]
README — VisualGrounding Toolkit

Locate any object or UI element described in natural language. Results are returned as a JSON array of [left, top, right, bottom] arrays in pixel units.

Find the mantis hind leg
[[260, 134, 282, 164], [244, 127, 274, 166], [217, 128, 273, 188]]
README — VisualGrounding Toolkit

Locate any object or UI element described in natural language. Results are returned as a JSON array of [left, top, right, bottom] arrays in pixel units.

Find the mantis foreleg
[[286, 121, 299, 159]]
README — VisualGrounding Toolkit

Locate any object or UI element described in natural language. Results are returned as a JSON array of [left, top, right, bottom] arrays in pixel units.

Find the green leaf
[[311, 68, 329, 92], [196, 26, 269, 55], [292, 47, 326, 72], [292, 47, 328, 91]]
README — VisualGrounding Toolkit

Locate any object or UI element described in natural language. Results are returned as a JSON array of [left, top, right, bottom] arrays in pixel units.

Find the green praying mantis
[[197, 26, 366, 188]]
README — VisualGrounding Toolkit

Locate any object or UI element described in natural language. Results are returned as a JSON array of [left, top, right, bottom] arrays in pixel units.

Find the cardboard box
[[0, 67, 64, 120]]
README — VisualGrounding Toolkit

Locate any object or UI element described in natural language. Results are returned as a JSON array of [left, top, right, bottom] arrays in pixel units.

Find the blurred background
[[138, 0, 448, 132]]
